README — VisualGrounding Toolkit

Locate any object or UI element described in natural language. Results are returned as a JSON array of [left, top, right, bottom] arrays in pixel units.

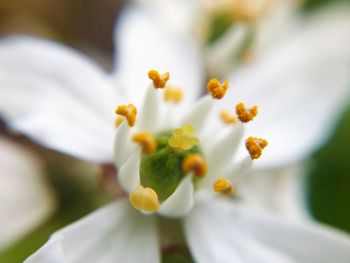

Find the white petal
[[114, 121, 137, 168], [0, 36, 118, 162], [25, 201, 160, 263], [185, 199, 350, 263], [118, 150, 141, 193], [114, 4, 203, 106], [24, 236, 65, 263], [159, 175, 194, 217], [221, 4, 350, 168], [0, 137, 56, 250], [237, 163, 309, 221], [131, 0, 196, 37], [180, 96, 214, 136]]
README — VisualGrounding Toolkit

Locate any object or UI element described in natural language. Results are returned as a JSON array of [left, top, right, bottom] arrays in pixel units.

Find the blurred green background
[[0, 0, 349, 262]]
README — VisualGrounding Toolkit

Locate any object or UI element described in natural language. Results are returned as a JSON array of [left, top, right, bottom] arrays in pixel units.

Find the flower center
[[113, 69, 269, 215], [139, 126, 203, 202]]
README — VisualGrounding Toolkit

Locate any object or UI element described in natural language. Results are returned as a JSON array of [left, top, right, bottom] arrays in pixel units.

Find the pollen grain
[[133, 132, 157, 154], [115, 104, 137, 127], [245, 137, 268, 159], [236, 102, 258, 123], [213, 178, 234, 194], [182, 153, 207, 178], [148, 69, 170, 89], [207, 78, 229, 99]]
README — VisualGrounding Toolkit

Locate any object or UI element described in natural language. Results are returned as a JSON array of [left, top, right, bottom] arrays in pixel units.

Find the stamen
[[182, 153, 207, 178], [220, 110, 237, 124], [129, 185, 160, 213], [207, 78, 229, 99], [236, 102, 258, 123], [246, 137, 268, 159], [168, 124, 199, 151], [213, 178, 233, 194], [114, 117, 124, 128], [115, 104, 137, 127], [148, 69, 170, 89], [133, 132, 157, 154], [164, 86, 183, 103]]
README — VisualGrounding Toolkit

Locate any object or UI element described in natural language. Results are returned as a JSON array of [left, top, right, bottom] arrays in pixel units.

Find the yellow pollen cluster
[[182, 153, 208, 178], [207, 78, 229, 99], [148, 70, 170, 89], [132, 132, 157, 154], [220, 110, 237, 125], [213, 178, 233, 194], [246, 137, 268, 159], [168, 124, 199, 151], [236, 102, 258, 123], [115, 104, 137, 127], [164, 86, 183, 103], [129, 185, 160, 213]]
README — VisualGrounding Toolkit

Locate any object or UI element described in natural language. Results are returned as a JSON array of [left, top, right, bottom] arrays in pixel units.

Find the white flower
[[0, 136, 56, 250], [0, 2, 349, 261], [131, 0, 300, 76]]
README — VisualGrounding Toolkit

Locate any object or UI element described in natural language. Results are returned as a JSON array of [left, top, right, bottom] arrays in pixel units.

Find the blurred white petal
[[185, 199, 350, 263], [0, 36, 119, 162], [237, 163, 309, 221], [114, 4, 204, 106], [0, 137, 55, 250], [222, 4, 350, 168], [25, 201, 160, 263]]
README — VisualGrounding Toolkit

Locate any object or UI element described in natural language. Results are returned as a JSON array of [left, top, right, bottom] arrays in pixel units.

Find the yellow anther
[[115, 104, 137, 127], [207, 78, 229, 99], [235, 102, 258, 123], [213, 178, 234, 194], [182, 153, 207, 178], [129, 185, 160, 213], [114, 117, 124, 128], [220, 110, 237, 124], [168, 124, 199, 151], [164, 86, 184, 103], [246, 137, 268, 159], [148, 70, 170, 89], [132, 132, 157, 154]]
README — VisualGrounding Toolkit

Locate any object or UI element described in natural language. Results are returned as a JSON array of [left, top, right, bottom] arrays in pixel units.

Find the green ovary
[[140, 131, 201, 201]]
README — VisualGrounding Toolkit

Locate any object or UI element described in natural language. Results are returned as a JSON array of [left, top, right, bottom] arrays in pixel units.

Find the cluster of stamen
[[115, 104, 137, 127], [246, 137, 268, 159], [213, 178, 234, 194], [148, 70, 170, 89], [207, 78, 229, 99], [114, 69, 269, 213], [236, 102, 258, 123], [182, 154, 207, 178], [133, 132, 157, 154], [164, 86, 183, 103]]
